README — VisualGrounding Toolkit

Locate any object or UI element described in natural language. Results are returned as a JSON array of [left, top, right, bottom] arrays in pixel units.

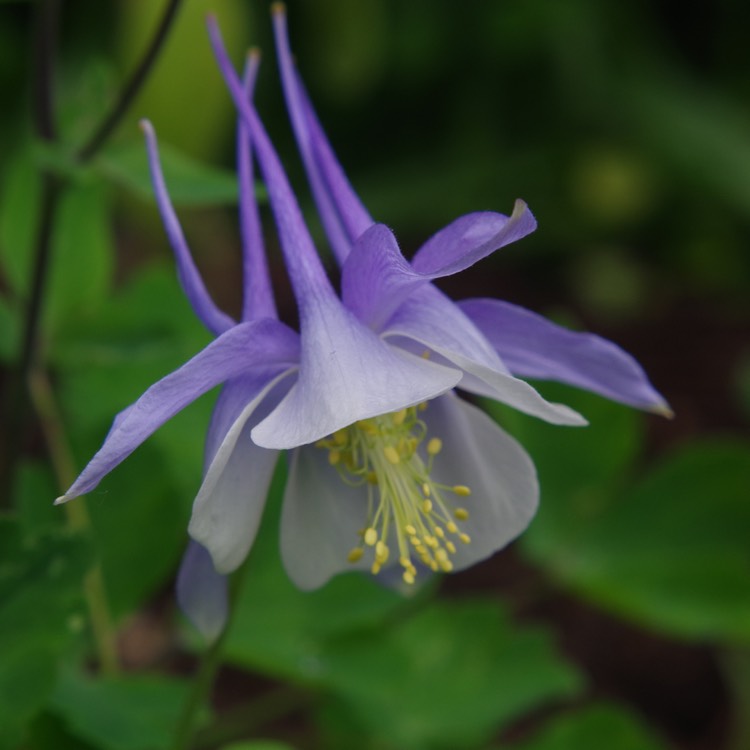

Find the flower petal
[[459, 298, 671, 413], [280, 445, 371, 590], [272, 5, 372, 260], [411, 200, 537, 276], [341, 223, 428, 330], [189, 372, 291, 573], [251, 294, 462, 449], [384, 288, 586, 426], [56, 319, 300, 503], [238, 54, 278, 322], [140, 120, 235, 335], [176, 540, 228, 642], [421, 393, 539, 570]]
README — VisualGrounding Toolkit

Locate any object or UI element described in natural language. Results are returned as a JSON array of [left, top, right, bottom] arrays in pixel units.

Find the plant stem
[[76, 0, 184, 162], [169, 564, 250, 750], [28, 368, 120, 676]]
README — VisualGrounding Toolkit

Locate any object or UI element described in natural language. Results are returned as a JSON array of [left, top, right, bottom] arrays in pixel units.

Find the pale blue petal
[[411, 200, 537, 276], [384, 289, 586, 426], [141, 120, 235, 335], [251, 294, 462, 449], [176, 540, 228, 642], [272, 7, 369, 261], [280, 445, 371, 590], [422, 394, 539, 570], [238, 54, 277, 322], [459, 298, 671, 414], [189, 372, 292, 573], [341, 223, 428, 330], [56, 319, 300, 502]]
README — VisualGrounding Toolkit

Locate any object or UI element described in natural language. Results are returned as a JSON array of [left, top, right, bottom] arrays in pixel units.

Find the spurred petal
[[176, 540, 228, 642], [56, 319, 300, 502], [238, 53, 277, 322], [280, 445, 371, 590], [251, 294, 462, 449], [459, 298, 671, 413], [385, 288, 586, 426], [411, 201, 537, 276], [140, 120, 235, 335], [272, 5, 372, 260], [189, 373, 291, 573], [421, 393, 539, 570]]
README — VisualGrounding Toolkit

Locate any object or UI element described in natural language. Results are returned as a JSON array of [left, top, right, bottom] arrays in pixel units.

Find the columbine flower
[[58, 10, 668, 627]]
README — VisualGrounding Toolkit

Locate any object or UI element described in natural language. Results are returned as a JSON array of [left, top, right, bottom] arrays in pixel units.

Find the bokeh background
[[0, 1, 749, 749]]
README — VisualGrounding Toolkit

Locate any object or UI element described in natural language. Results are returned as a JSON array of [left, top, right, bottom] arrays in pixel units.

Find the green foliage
[[49, 671, 191, 750], [318, 600, 582, 750], [507, 704, 667, 750], [0, 519, 91, 750], [99, 139, 240, 206]]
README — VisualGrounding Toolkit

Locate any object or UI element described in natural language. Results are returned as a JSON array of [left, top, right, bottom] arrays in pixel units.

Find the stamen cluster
[[315, 404, 472, 585]]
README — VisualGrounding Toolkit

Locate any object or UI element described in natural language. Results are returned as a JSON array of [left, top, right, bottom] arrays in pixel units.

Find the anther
[[453, 486, 472, 497], [427, 438, 442, 455], [347, 548, 364, 563], [364, 528, 378, 546], [459, 533, 471, 544], [384, 445, 401, 465], [453, 507, 470, 520]]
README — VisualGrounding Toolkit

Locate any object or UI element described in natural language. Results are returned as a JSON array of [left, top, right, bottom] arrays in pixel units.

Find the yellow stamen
[[453, 486, 472, 497], [347, 547, 364, 563], [454, 507, 470, 520]]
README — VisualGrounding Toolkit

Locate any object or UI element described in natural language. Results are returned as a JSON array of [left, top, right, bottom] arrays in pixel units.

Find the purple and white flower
[[57, 10, 668, 636]]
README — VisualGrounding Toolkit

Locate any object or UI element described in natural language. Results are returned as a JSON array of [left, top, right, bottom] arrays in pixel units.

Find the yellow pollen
[[427, 438, 442, 455], [315, 404, 474, 586], [384, 445, 401, 465]]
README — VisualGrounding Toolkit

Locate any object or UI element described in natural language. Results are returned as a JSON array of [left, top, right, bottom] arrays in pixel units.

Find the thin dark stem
[[76, 0, 184, 162], [0, 0, 61, 505]]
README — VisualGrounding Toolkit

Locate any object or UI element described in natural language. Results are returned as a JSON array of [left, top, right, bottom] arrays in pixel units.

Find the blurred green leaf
[[0, 520, 90, 750], [49, 671, 190, 750], [46, 179, 115, 334], [319, 599, 583, 750], [557, 439, 750, 642], [99, 139, 240, 206], [507, 703, 667, 750], [0, 144, 40, 294], [225, 465, 413, 682], [221, 743, 297, 750]]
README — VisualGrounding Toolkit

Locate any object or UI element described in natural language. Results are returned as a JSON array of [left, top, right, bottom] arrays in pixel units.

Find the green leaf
[[224, 465, 413, 681], [49, 671, 190, 750], [556, 440, 750, 642], [319, 599, 583, 750], [221, 743, 298, 750], [0, 520, 91, 749], [46, 179, 115, 334], [509, 703, 667, 750], [99, 139, 240, 206], [0, 144, 40, 293]]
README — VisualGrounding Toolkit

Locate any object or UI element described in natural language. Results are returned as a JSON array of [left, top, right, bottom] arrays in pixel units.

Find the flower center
[[315, 403, 472, 585]]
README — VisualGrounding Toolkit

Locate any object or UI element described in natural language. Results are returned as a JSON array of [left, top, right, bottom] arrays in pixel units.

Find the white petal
[[422, 393, 539, 569], [280, 445, 371, 590], [188, 370, 293, 573]]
